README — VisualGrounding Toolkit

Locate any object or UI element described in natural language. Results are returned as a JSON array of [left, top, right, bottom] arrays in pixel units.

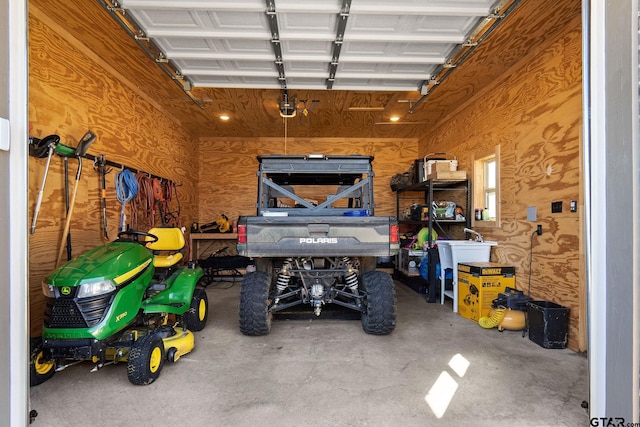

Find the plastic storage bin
[[527, 301, 569, 349]]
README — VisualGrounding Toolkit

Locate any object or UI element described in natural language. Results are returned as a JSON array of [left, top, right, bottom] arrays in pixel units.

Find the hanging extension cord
[[524, 224, 543, 337], [528, 224, 542, 297], [115, 169, 139, 232]]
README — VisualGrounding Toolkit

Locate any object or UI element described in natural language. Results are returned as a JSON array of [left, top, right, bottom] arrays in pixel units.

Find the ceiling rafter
[[328, 0, 350, 89], [265, 0, 286, 90]]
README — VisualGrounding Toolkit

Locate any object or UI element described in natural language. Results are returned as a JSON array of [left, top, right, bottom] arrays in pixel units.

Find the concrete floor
[[29, 280, 588, 427]]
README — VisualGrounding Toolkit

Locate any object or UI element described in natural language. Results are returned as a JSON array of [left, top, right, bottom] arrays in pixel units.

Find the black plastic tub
[[527, 301, 569, 349]]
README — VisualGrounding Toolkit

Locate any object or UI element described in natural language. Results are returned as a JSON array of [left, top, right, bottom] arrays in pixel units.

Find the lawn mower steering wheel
[[117, 230, 159, 244]]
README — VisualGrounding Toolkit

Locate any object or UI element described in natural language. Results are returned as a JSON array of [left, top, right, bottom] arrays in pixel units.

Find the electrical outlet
[[536, 224, 542, 236], [551, 201, 563, 213]]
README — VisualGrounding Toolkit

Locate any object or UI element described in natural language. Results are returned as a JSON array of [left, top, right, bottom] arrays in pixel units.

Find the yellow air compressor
[[480, 307, 526, 331]]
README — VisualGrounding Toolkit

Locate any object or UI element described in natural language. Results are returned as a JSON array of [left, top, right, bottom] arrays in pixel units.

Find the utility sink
[[436, 240, 498, 312], [437, 240, 498, 272]]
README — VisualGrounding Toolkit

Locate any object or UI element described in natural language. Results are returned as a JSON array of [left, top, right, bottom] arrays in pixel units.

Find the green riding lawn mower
[[30, 227, 208, 386]]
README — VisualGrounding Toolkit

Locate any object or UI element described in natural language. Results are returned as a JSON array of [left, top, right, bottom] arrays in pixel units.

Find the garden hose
[[115, 169, 139, 232], [479, 307, 506, 329]]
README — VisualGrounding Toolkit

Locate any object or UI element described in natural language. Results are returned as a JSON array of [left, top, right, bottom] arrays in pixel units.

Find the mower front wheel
[[30, 337, 55, 387], [184, 287, 208, 332], [127, 333, 165, 385]]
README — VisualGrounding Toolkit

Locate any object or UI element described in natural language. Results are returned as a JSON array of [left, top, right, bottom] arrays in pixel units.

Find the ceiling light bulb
[[219, 115, 230, 121], [390, 116, 400, 122]]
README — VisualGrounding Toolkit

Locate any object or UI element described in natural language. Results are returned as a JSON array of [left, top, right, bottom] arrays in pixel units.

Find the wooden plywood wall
[[197, 137, 418, 224], [420, 15, 584, 351], [28, 9, 200, 335]]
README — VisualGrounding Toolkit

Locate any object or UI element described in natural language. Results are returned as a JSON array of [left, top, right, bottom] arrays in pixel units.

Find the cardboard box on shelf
[[427, 170, 467, 180], [424, 159, 458, 176]]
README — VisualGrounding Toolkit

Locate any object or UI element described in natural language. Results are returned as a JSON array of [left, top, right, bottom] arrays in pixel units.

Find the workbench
[[189, 232, 238, 261]]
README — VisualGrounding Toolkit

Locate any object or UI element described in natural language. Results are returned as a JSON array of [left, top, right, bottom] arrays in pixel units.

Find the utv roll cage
[[255, 154, 376, 217]]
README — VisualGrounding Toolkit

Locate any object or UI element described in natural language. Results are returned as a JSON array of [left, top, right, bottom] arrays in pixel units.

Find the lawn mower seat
[[146, 227, 185, 268]]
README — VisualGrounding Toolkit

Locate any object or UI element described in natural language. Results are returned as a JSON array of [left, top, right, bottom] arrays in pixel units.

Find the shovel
[[95, 154, 112, 241], [55, 137, 88, 259], [55, 131, 97, 267], [30, 135, 60, 234]]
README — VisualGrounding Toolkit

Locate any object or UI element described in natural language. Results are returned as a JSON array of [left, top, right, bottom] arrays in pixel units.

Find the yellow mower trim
[[163, 327, 195, 362], [113, 259, 152, 285]]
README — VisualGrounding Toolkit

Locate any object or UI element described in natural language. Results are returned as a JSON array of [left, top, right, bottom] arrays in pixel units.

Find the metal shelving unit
[[394, 178, 471, 301]]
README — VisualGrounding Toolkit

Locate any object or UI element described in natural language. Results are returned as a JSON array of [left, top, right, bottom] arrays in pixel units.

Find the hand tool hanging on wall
[[115, 169, 139, 232], [63, 155, 72, 261], [134, 172, 154, 229], [160, 180, 181, 226], [60, 142, 90, 261], [94, 154, 112, 241], [152, 178, 165, 224], [29, 134, 60, 234], [55, 131, 97, 267]]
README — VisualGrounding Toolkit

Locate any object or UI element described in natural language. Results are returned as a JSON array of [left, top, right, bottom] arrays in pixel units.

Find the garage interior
[[9, 0, 634, 425]]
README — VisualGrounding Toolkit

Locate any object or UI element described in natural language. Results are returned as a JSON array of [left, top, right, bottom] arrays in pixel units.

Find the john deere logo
[[61, 287, 71, 296]]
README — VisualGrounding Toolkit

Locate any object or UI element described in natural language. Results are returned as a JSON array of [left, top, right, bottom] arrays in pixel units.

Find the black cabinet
[[394, 179, 471, 301]]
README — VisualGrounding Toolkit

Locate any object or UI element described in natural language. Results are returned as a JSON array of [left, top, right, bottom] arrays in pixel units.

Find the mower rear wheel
[[184, 287, 208, 332], [127, 333, 165, 385], [30, 337, 55, 386]]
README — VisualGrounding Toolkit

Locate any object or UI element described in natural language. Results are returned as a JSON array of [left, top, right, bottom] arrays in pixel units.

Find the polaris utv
[[237, 154, 399, 335]]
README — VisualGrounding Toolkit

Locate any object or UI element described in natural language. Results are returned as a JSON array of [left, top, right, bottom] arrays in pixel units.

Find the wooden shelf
[[189, 233, 238, 261], [190, 233, 237, 240]]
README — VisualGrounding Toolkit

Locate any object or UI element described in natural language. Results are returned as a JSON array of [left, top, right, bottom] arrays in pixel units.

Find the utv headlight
[[41, 282, 55, 298], [77, 280, 116, 299]]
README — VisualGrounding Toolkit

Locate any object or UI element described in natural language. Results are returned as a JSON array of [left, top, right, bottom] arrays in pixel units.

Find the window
[[473, 146, 500, 225], [484, 158, 496, 219]]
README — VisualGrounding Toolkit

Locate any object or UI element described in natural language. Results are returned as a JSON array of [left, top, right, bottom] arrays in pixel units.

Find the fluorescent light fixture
[[347, 106, 385, 111], [374, 121, 427, 125]]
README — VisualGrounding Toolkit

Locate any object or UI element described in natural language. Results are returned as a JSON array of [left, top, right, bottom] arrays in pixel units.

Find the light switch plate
[[570, 200, 577, 212], [0, 117, 9, 151], [527, 206, 537, 221]]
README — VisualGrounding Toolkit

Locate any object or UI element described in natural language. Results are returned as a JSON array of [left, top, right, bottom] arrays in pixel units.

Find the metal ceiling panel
[[118, 0, 498, 91]]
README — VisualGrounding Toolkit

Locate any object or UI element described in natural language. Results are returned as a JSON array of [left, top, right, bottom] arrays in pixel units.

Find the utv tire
[[127, 333, 165, 385], [361, 271, 396, 335], [358, 257, 377, 274], [184, 287, 208, 332], [30, 337, 55, 386], [239, 271, 272, 336]]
